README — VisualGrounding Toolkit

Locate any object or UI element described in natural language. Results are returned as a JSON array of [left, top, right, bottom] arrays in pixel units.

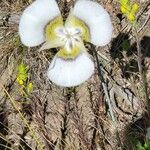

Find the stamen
[[65, 39, 73, 53], [74, 28, 81, 35], [52, 26, 83, 58], [56, 28, 66, 37]]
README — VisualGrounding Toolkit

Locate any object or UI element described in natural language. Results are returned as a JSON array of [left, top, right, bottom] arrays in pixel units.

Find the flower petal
[[47, 52, 94, 87], [57, 42, 83, 59], [72, 0, 112, 46], [19, 0, 62, 47]]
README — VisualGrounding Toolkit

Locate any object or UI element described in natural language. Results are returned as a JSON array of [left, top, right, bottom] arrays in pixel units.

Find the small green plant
[[136, 139, 150, 150], [121, 39, 130, 51], [16, 63, 33, 96], [16, 63, 29, 85], [120, 0, 138, 25]]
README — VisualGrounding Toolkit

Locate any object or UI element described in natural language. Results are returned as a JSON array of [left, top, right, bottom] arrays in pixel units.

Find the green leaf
[[121, 40, 130, 51], [136, 142, 145, 150]]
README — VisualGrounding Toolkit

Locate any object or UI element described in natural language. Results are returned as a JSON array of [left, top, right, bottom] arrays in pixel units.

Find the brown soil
[[0, 0, 150, 150]]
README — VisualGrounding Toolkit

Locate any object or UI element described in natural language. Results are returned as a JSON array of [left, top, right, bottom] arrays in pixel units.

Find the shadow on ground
[[122, 112, 150, 150], [110, 34, 150, 149], [110, 33, 150, 79]]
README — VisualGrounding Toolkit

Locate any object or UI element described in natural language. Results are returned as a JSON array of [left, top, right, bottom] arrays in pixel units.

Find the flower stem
[[93, 46, 123, 148], [133, 27, 149, 116]]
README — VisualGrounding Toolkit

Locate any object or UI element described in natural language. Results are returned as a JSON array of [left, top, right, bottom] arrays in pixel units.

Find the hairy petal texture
[[72, 0, 113, 46], [47, 52, 94, 87], [19, 0, 62, 47], [57, 44, 81, 59], [40, 16, 64, 50]]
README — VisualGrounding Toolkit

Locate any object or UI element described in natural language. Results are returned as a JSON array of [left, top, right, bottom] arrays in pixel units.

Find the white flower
[[19, 0, 112, 87]]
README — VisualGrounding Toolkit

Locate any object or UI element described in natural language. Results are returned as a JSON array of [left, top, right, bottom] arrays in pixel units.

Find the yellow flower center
[[45, 16, 90, 59]]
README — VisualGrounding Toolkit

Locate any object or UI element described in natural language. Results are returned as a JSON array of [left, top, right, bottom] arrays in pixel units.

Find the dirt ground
[[0, 0, 150, 150]]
